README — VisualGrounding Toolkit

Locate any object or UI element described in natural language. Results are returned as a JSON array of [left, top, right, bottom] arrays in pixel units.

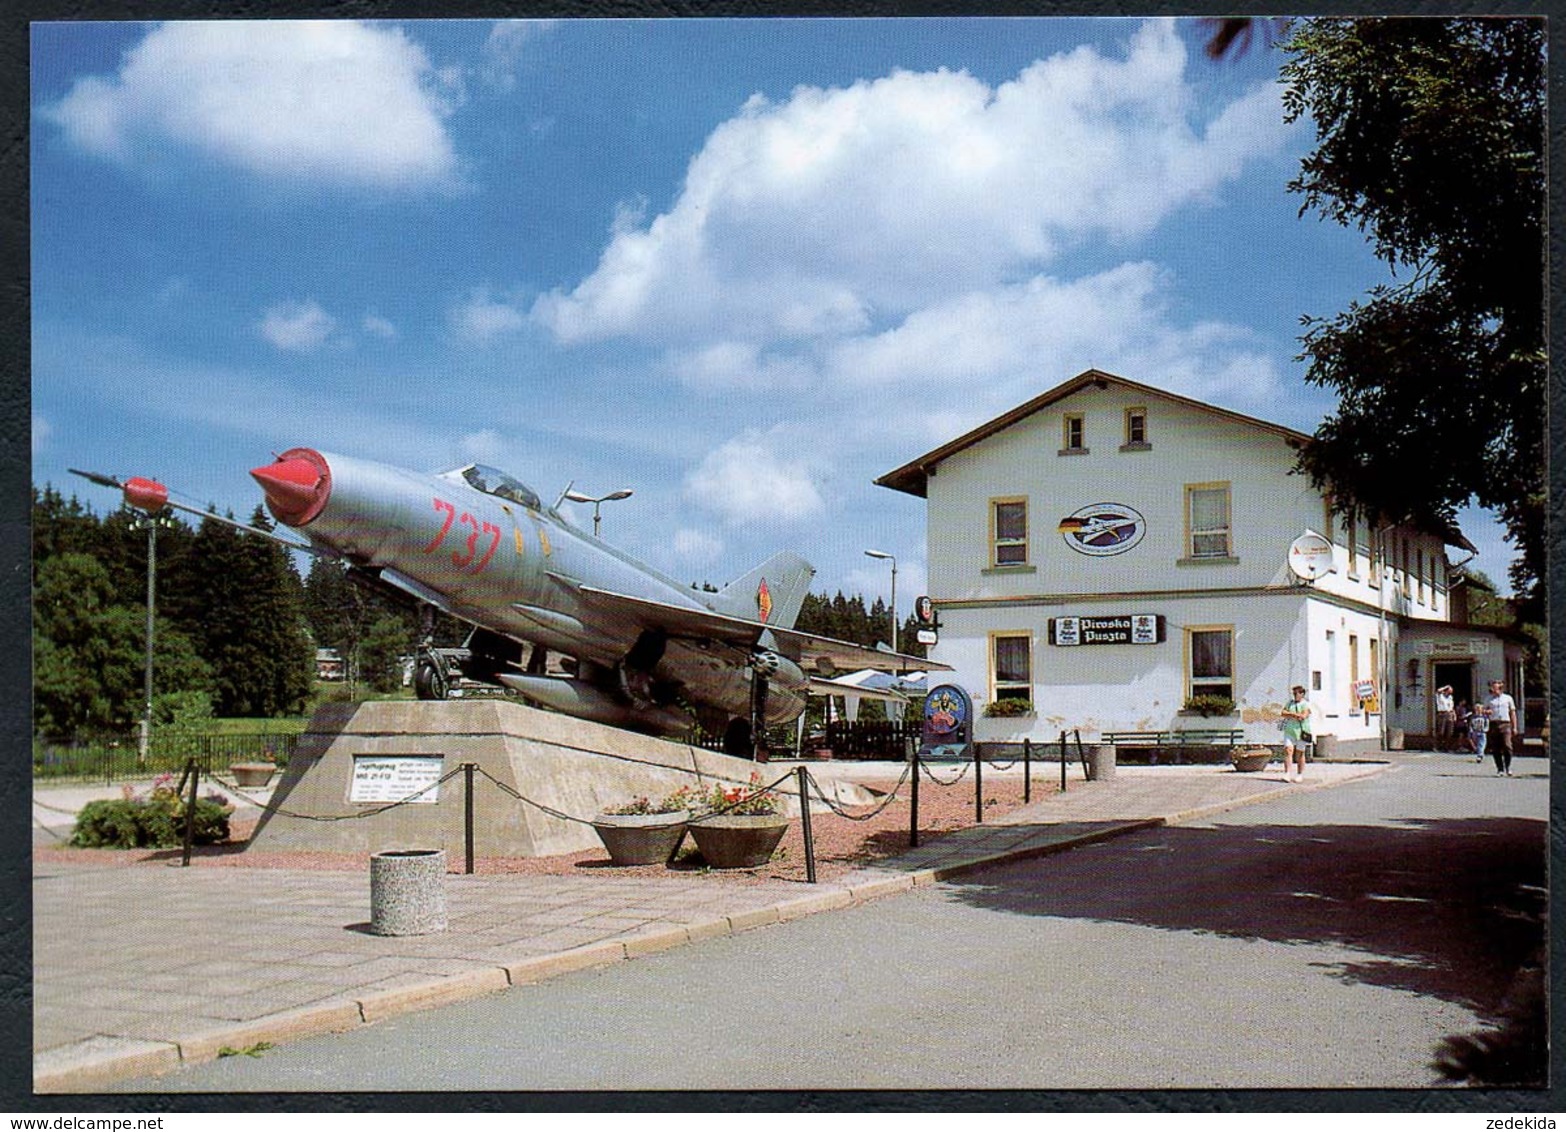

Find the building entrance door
[[1432, 661, 1474, 745]]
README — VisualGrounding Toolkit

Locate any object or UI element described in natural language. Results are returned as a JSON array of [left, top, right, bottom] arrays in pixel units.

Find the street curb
[[35, 763, 1393, 1092]]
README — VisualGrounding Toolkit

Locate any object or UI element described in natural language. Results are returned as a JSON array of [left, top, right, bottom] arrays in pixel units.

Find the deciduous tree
[[1279, 18, 1545, 612]]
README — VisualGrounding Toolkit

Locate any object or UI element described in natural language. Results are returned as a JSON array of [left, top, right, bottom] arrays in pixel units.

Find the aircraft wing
[[573, 584, 949, 675]]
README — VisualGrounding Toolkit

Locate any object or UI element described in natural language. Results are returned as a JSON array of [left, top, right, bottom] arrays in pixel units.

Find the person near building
[[1434, 685, 1456, 751], [1467, 702, 1489, 763], [1280, 685, 1311, 783], [1485, 679, 1518, 776]]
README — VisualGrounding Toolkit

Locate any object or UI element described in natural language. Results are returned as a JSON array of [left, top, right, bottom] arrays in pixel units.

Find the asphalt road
[[118, 753, 1547, 1094]]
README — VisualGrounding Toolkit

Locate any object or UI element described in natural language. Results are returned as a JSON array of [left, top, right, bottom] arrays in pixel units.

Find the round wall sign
[[1057, 503, 1146, 557]]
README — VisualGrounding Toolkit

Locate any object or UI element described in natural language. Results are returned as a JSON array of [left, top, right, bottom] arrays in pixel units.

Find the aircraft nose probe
[[249, 448, 332, 526]]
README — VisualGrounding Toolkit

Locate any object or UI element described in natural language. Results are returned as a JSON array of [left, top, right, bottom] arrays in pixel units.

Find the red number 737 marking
[[424, 498, 501, 573]]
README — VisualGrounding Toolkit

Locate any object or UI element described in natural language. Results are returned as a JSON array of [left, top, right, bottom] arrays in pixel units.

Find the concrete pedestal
[[1087, 745, 1117, 781]]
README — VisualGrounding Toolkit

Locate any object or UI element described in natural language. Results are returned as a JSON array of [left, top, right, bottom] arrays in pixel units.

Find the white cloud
[[827, 262, 1282, 410], [684, 429, 826, 527], [42, 21, 458, 188], [458, 429, 507, 465], [673, 527, 725, 565], [451, 290, 526, 344], [32, 414, 52, 456], [532, 19, 1291, 348], [362, 313, 398, 339], [259, 299, 336, 352], [480, 19, 558, 92]]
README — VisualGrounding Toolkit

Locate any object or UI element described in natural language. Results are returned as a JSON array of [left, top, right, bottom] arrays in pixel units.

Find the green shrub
[[69, 776, 232, 849]]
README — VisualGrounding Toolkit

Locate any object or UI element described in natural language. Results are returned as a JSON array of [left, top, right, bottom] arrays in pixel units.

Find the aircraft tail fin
[[710, 551, 816, 629]]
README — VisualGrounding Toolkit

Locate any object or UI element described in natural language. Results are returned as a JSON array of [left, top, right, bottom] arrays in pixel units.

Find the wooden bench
[[1101, 729, 1245, 748]]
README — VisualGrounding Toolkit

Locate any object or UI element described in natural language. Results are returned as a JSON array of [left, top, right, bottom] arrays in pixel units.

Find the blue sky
[[30, 17, 1521, 606]]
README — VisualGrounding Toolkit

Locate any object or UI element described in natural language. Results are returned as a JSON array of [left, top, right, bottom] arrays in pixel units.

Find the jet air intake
[[250, 448, 332, 526]]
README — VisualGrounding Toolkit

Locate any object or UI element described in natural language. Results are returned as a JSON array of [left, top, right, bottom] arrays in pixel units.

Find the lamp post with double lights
[[863, 548, 898, 658], [130, 509, 176, 765], [563, 488, 634, 538]]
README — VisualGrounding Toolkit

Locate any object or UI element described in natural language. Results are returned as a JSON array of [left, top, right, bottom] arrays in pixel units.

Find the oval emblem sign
[[1058, 503, 1146, 557]]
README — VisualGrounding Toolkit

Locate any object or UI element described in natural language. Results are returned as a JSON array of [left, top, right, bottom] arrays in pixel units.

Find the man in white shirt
[[1484, 679, 1518, 776], [1434, 685, 1455, 751]]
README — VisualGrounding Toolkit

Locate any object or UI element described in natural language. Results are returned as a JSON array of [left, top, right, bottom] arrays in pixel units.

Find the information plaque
[[349, 754, 445, 804]]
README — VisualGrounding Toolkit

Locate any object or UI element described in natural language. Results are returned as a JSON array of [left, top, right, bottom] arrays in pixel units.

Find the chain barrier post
[[910, 742, 920, 849], [181, 756, 199, 867], [797, 765, 816, 884], [463, 762, 476, 875], [974, 745, 984, 823], [1059, 730, 1067, 793], [1023, 737, 1032, 803]]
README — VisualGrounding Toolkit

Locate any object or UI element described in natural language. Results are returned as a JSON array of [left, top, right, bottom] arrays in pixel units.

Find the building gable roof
[[872, 367, 1476, 552], [873, 368, 1309, 498]]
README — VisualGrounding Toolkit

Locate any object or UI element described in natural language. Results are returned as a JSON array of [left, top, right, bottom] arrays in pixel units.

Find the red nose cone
[[250, 448, 331, 526]]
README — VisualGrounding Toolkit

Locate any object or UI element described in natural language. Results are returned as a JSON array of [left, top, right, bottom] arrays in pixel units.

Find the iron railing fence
[[33, 732, 301, 783]]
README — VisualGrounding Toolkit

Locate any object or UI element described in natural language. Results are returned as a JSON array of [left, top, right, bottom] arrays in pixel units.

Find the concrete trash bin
[[370, 849, 447, 936], [1087, 744, 1116, 781], [1312, 734, 1337, 761]]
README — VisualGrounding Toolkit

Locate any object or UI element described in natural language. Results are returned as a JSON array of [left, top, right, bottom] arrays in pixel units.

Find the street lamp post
[[863, 549, 898, 657], [130, 510, 173, 765], [563, 488, 634, 538]]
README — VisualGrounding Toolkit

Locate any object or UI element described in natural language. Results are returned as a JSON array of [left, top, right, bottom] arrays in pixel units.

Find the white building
[[876, 370, 1525, 755]]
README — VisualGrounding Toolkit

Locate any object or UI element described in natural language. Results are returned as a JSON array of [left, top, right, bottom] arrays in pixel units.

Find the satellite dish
[[1287, 531, 1334, 582]]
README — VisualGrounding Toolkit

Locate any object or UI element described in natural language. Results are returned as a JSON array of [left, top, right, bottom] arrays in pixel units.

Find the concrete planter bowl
[[228, 762, 276, 788], [591, 811, 690, 866], [1230, 749, 1272, 773], [687, 813, 790, 869]]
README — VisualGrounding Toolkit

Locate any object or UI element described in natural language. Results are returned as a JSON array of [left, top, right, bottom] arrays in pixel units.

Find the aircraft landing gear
[[414, 652, 450, 700], [414, 605, 449, 700]]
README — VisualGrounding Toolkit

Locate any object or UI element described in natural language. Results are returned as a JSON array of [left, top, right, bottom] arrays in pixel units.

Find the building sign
[[1057, 503, 1146, 557], [349, 754, 444, 804], [915, 628, 939, 646], [1414, 638, 1492, 656], [920, 684, 973, 761], [1050, 614, 1164, 646], [914, 595, 936, 624]]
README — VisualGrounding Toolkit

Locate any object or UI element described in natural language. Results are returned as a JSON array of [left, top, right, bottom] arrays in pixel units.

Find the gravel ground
[[33, 771, 1054, 885]]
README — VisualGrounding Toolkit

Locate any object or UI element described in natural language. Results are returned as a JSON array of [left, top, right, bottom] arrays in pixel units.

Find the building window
[[1186, 626, 1234, 703], [1185, 483, 1232, 559], [990, 632, 1032, 704], [1060, 413, 1087, 454], [1369, 639, 1379, 697], [1417, 546, 1427, 604], [1322, 495, 1335, 543], [1122, 406, 1149, 450], [1349, 633, 1360, 688], [991, 497, 1028, 566], [1346, 510, 1360, 579], [1401, 537, 1411, 598], [1325, 629, 1338, 713]]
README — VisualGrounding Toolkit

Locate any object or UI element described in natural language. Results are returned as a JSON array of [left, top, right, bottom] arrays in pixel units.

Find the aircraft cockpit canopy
[[456, 464, 543, 511]]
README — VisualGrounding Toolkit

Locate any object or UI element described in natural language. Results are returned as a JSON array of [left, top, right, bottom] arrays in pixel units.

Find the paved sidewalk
[[33, 757, 1392, 1092]]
